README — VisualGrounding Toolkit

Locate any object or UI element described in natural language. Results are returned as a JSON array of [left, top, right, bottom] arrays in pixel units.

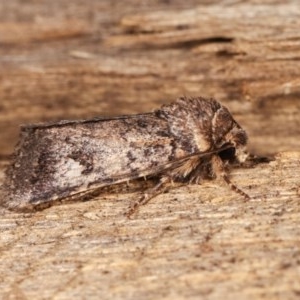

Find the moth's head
[[210, 100, 248, 164], [218, 123, 248, 163]]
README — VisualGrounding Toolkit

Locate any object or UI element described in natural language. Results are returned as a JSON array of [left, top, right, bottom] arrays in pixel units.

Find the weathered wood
[[0, 152, 299, 299], [0, 1, 300, 156], [0, 1, 300, 299]]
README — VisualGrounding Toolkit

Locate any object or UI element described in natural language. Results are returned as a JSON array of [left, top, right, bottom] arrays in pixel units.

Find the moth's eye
[[219, 147, 236, 162]]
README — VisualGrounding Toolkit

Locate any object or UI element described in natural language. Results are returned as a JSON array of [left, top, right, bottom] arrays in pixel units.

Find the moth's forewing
[[1, 114, 191, 210]]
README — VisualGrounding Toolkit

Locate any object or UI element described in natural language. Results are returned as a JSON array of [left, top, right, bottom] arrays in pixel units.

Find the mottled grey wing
[[1, 113, 190, 210]]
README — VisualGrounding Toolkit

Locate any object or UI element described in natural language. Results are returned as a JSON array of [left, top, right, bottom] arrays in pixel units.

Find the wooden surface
[[0, 1, 300, 299], [0, 152, 300, 299]]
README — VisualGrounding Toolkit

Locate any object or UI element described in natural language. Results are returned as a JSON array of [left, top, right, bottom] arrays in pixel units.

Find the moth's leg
[[188, 160, 213, 184], [126, 176, 170, 217], [211, 155, 250, 200]]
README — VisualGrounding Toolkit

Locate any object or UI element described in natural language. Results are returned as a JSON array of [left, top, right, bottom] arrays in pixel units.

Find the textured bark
[[0, 1, 299, 299]]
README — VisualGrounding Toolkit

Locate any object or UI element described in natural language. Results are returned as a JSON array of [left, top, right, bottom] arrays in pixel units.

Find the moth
[[1, 97, 249, 215]]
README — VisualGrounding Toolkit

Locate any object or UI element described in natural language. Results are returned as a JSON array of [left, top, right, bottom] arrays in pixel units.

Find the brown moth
[[1, 97, 249, 215]]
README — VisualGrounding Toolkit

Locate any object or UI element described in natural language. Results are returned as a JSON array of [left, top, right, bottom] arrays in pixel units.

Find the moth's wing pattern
[[1, 113, 194, 211]]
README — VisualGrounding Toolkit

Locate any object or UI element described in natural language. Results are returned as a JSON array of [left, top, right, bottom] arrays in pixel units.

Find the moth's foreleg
[[211, 155, 250, 200], [126, 177, 170, 218]]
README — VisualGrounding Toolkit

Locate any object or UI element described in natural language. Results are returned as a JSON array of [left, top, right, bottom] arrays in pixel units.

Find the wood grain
[[0, 152, 299, 299], [0, 1, 300, 156]]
